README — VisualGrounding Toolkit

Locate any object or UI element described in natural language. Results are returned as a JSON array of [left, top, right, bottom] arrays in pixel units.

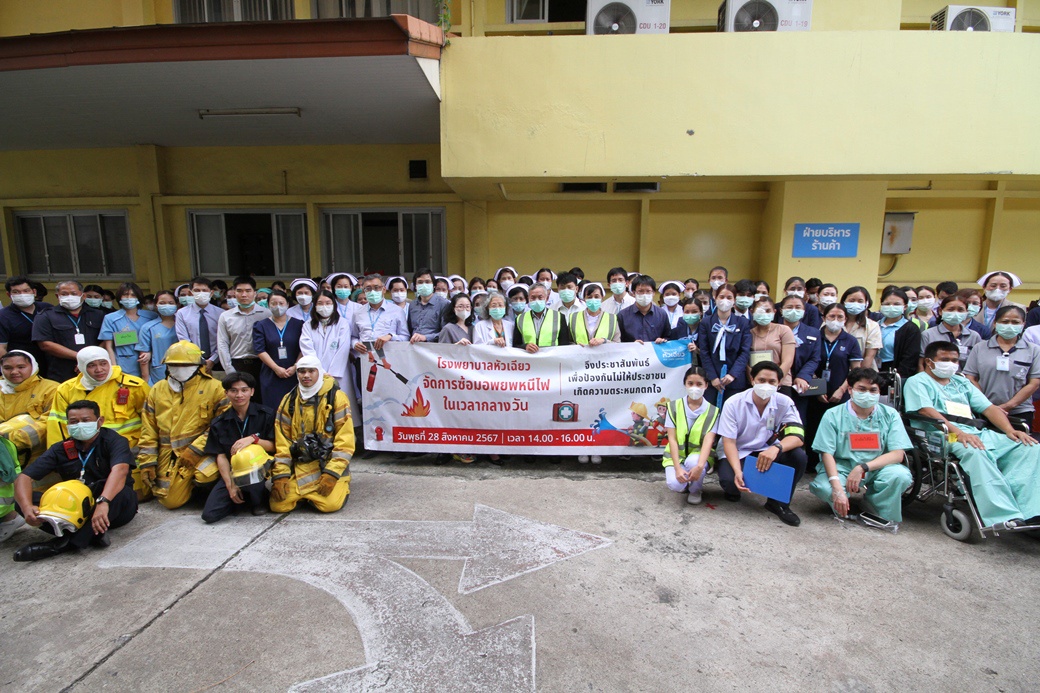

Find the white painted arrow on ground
[[99, 505, 610, 692]]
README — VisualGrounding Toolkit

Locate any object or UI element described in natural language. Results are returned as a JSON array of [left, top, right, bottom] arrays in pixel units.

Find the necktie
[[198, 309, 211, 359]]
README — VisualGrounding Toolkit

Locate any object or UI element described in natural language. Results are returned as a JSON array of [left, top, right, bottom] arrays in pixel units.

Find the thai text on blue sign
[[792, 223, 860, 258]]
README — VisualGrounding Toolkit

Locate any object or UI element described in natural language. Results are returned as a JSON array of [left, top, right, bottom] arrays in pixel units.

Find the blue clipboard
[[742, 456, 794, 504]]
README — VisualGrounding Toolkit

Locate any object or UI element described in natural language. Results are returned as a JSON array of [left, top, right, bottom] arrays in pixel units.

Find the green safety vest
[[568, 311, 617, 345], [662, 397, 719, 468], [517, 310, 561, 347]]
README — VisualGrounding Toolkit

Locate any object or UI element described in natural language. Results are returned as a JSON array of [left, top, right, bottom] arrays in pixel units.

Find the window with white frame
[[176, 0, 294, 23], [323, 209, 445, 277], [315, 0, 438, 22], [189, 211, 308, 278], [16, 211, 132, 278]]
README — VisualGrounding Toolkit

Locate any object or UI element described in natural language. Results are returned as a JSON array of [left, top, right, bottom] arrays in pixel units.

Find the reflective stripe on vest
[[569, 312, 616, 345], [519, 310, 560, 347], [662, 397, 719, 467]]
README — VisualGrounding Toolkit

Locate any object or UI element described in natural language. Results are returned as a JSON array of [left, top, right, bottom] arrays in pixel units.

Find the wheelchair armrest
[[904, 412, 950, 430]]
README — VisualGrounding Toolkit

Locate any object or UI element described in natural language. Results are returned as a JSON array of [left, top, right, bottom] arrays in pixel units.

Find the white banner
[[360, 341, 691, 455]]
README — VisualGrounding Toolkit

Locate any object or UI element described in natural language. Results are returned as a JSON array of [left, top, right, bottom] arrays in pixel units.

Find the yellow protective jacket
[[137, 372, 228, 471], [0, 374, 59, 459], [47, 367, 150, 451], [273, 375, 354, 492]]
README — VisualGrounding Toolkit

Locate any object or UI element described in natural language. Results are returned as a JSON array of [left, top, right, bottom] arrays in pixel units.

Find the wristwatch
[[859, 463, 870, 475], [96, 496, 110, 505], [772, 441, 783, 453]]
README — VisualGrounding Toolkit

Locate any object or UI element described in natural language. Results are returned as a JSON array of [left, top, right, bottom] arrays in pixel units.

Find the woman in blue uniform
[[697, 283, 751, 407]]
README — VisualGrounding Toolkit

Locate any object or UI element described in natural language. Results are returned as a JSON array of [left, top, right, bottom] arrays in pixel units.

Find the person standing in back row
[[32, 281, 105, 384], [174, 277, 223, 374]]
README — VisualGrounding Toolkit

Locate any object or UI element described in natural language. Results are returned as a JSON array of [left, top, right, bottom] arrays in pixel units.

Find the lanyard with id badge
[[113, 328, 138, 348], [69, 314, 86, 345], [276, 322, 290, 360]]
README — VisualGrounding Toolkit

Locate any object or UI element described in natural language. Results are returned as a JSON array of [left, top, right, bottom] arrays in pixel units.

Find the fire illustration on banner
[[402, 387, 432, 417]]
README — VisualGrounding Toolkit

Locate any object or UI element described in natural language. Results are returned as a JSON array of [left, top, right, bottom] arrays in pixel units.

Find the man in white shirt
[[601, 266, 635, 315]]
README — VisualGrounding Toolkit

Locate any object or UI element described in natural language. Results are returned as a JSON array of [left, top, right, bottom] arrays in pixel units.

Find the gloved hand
[[271, 477, 291, 502], [316, 473, 337, 497], [177, 447, 202, 470], [139, 466, 157, 485]]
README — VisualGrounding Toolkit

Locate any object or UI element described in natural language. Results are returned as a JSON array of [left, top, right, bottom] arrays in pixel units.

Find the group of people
[[0, 265, 1038, 558]]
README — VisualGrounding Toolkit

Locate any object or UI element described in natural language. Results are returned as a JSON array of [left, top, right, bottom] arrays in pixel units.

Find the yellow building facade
[[1, 0, 1038, 304]]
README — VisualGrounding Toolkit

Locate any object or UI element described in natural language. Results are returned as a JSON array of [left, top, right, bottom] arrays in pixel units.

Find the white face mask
[[193, 290, 211, 305], [986, 289, 1008, 303], [684, 290, 694, 299], [819, 294, 837, 306], [715, 298, 734, 312], [917, 297, 935, 309], [710, 279, 725, 291], [663, 295, 680, 307], [686, 386, 705, 401], [930, 361, 959, 379], [539, 280, 553, 291], [499, 280, 514, 292], [11, 294, 34, 308], [634, 294, 653, 307], [315, 304, 334, 319], [167, 365, 198, 383], [435, 291, 449, 300], [59, 295, 83, 310], [752, 383, 777, 400], [456, 309, 471, 320], [787, 289, 805, 298], [825, 320, 844, 333], [391, 291, 407, 303]]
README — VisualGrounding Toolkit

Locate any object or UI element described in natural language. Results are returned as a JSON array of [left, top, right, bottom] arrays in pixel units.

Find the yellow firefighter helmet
[[163, 340, 204, 366], [230, 444, 271, 486], [37, 480, 94, 536]]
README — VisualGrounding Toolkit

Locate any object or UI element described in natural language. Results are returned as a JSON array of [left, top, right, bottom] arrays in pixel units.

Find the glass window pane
[[403, 213, 430, 275], [18, 217, 48, 275], [225, 213, 275, 276], [272, 0, 295, 19], [367, 0, 391, 18], [360, 212, 400, 276], [430, 212, 444, 274], [514, 0, 545, 21], [276, 214, 308, 276], [327, 213, 361, 274], [316, 0, 345, 18], [72, 215, 104, 274], [209, 0, 234, 21], [101, 215, 133, 275], [402, 214, 415, 272], [43, 217, 75, 275], [176, 0, 207, 23], [192, 214, 227, 276]]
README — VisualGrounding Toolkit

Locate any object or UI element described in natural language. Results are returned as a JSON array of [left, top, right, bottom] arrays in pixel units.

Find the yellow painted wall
[[881, 198, 990, 289], [643, 200, 764, 281], [441, 32, 1040, 180]]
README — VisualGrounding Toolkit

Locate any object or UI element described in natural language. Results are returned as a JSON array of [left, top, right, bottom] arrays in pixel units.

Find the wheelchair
[[886, 370, 1035, 542]]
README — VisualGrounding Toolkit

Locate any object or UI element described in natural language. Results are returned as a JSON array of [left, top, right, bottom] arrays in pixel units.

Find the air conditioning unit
[[586, 0, 671, 34], [717, 0, 812, 32], [931, 5, 1015, 32]]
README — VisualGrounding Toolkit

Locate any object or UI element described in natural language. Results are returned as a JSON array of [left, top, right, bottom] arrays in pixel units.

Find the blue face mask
[[68, 421, 99, 441], [735, 296, 754, 310], [257, 299, 268, 308], [682, 313, 701, 326], [559, 289, 576, 304], [528, 299, 547, 313], [585, 298, 602, 313], [511, 302, 528, 314], [158, 304, 178, 317], [880, 305, 905, 319], [179, 295, 193, 306], [365, 290, 383, 305], [850, 391, 880, 409], [995, 323, 1024, 339], [489, 306, 506, 320], [120, 298, 139, 309], [335, 288, 351, 300]]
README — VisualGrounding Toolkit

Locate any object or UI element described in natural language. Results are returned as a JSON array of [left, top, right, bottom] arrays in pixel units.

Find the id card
[[849, 432, 881, 452], [74, 333, 85, 345], [995, 356, 1010, 372], [750, 350, 773, 367], [113, 329, 138, 347], [277, 345, 288, 360], [821, 369, 831, 383], [945, 400, 972, 418]]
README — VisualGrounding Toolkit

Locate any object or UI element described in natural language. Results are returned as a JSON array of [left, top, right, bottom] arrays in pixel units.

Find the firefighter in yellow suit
[[46, 347, 151, 500], [0, 350, 58, 463], [137, 341, 228, 510], [270, 355, 353, 513]]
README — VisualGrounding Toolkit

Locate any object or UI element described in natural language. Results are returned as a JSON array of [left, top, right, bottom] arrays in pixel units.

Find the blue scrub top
[[99, 309, 159, 376], [134, 317, 177, 385]]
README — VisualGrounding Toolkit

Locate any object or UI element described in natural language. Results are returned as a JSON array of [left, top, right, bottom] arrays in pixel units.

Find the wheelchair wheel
[[941, 507, 973, 542], [902, 448, 924, 507]]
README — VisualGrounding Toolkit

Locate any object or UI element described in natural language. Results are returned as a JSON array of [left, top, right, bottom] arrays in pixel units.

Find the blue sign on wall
[[792, 223, 860, 258]]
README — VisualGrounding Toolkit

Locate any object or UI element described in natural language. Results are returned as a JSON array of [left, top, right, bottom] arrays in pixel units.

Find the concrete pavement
[[3, 456, 1039, 692]]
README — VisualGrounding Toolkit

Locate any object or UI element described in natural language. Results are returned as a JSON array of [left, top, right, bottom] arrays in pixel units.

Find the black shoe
[[723, 492, 741, 502], [250, 504, 268, 516], [764, 499, 801, 527], [92, 532, 111, 548], [13, 536, 73, 562]]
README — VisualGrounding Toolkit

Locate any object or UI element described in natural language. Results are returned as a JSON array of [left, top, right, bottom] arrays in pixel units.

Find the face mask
[[844, 301, 866, 315], [716, 298, 734, 312], [392, 291, 407, 303], [60, 296, 83, 311], [986, 289, 1008, 303], [819, 295, 837, 307], [365, 290, 383, 305], [782, 309, 804, 323], [917, 297, 935, 310], [499, 280, 514, 293], [539, 281, 553, 291], [686, 386, 705, 401], [240, 299, 256, 309], [609, 282, 626, 296], [682, 313, 701, 326], [315, 304, 335, 319], [11, 294, 34, 308], [269, 305, 286, 318], [120, 298, 139, 309], [966, 304, 981, 318], [415, 283, 434, 298], [529, 299, 547, 313], [752, 383, 777, 400], [734, 296, 754, 310], [256, 299, 268, 308], [787, 289, 805, 298], [179, 295, 193, 306], [296, 293, 313, 306], [212, 291, 223, 300], [168, 365, 198, 382], [930, 361, 958, 379], [634, 294, 653, 308], [489, 306, 506, 320], [995, 323, 1024, 339], [435, 291, 449, 300], [102, 301, 113, 310], [455, 309, 471, 321], [880, 305, 905, 319], [68, 421, 100, 441], [450, 289, 463, 299], [334, 288, 351, 300], [907, 301, 918, 312], [754, 293, 769, 302], [193, 291, 212, 305], [684, 290, 694, 299], [753, 312, 774, 326], [559, 289, 576, 304], [710, 279, 725, 291], [941, 311, 967, 326], [226, 298, 239, 309], [663, 295, 680, 307], [84, 297, 103, 308], [158, 304, 178, 317], [585, 298, 602, 313], [851, 391, 880, 409], [825, 320, 844, 333], [511, 302, 528, 314]]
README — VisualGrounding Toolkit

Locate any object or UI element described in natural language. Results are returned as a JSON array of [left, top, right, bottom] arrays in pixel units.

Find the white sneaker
[[0, 514, 26, 542], [591, 455, 602, 464], [687, 489, 702, 505], [577, 455, 590, 463]]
